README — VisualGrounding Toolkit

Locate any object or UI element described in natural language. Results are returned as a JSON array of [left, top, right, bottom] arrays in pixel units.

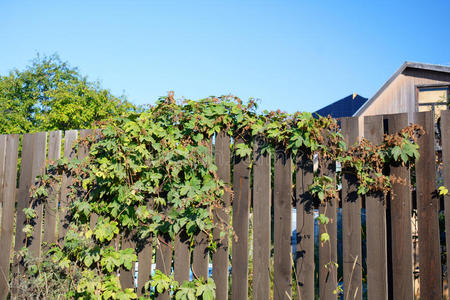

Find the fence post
[[231, 136, 251, 300], [252, 135, 271, 300], [212, 132, 231, 300], [441, 110, 450, 298], [341, 117, 362, 300], [295, 151, 315, 300], [364, 115, 388, 300], [414, 111, 441, 299], [59, 130, 78, 240], [43, 131, 62, 245], [318, 160, 338, 299], [0, 135, 19, 299], [384, 113, 414, 300], [273, 146, 292, 300]]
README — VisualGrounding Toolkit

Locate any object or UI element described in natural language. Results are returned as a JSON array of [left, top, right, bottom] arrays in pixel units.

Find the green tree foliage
[[0, 54, 137, 134]]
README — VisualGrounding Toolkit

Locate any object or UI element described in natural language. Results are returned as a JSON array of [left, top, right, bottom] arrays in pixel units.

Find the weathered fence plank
[[442, 110, 450, 298], [231, 137, 251, 300], [192, 232, 209, 280], [174, 230, 190, 283], [0, 135, 6, 206], [137, 236, 153, 296], [295, 152, 314, 300], [14, 133, 48, 259], [252, 135, 271, 300], [212, 132, 231, 300], [414, 111, 441, 299], [193, 141, 212, 280], [13, 133, 35, 287], [43, 131, 62, 245], [120, 232, 136, 289], [0, 135, 19, 299], [341, 117, 362, 300], [28, 132, 48, 258], [59, 130, 78, 240], [273, 147, 292, 300], [384, 113, 414, 300], [319, 159, 337, 300], [364, 115, 388, 300], [155, 235, 172, 300]]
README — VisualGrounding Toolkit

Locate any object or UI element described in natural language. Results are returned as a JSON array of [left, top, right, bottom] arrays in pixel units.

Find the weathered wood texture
[[0, 135, 6, 205], [231, 138, 251, 300], [192, 141, 212, 280], [319, 159, 337, 300], [0, 135, 19, 299], [212, 132, 231, 300], [414, 111, 441, 300], [295, 152, 314, 300], [155, 235, 172, 300], [442, 110, 450, 298], [174, 230, 190, 283], [137, 237, 152, 296], [28, 132, 48, 258], [273, 147, 292, 300], [59, 130, 78, 240], [192, 232, 209, 279], [357, 65, 450, 135], [252, 135, 271, 300], [384, 113, 414, 300], [43, 131, 62, 245], [364, 115, 388, 300], [120, 232, 136, 289], [14, 133, 47, 258], [341, 117, 362, 300]]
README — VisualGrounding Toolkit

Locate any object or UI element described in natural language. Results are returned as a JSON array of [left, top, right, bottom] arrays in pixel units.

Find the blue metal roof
[[314, 94, 368, 118]]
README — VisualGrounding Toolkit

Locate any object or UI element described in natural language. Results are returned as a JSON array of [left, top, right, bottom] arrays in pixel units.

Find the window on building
[[417, 86, 449, 122]]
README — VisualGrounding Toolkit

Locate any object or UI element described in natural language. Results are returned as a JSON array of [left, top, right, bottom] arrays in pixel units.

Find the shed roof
[[314, 94, 368, 118], [354, 61, 450, 116]]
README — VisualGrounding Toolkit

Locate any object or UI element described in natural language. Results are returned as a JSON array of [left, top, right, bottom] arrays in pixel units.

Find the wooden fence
[[0, 111, 448, 299]]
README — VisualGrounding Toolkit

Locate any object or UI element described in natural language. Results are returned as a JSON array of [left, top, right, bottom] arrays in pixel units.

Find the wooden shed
[[355, 62, 450, 135]]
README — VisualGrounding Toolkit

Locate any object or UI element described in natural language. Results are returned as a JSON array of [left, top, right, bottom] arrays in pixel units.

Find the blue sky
[[1, 0, 449, 113]]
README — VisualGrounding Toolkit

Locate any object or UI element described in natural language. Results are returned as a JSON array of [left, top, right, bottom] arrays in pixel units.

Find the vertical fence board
[[364, 115, 388, 300], [43, 131, 62, 245], [28, 132, 47, 258], [0, 135, 5, 240], [155, 236, 172, 300], [273, 147, 292, 300], [295, 152, 314, 300], [193, 140, 212, 280], [13, 133, 34, 289], [0, 135, 6, 206], [192, 232, 209, 279], [137, 237, 152, 296], [78, 129, 92, 158], [442, 111, 450, 297], [174, 230, 190, 283], [415, 111, 441, 299], [120, 233, 136, 289], [212, 132, 231, 300], [59, 130, 78, 240], [14, 133, 47, 258], [384, 113, 414, 300], [231, 137, 251, 300], [319, 159, 337, 300], [252, 135, 271, 300], [341, 117, 362, 300], [0, 135, 19, 299]]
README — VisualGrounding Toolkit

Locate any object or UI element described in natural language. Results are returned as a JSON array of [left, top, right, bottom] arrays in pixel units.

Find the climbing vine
[[19, 94, 423, 299]]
